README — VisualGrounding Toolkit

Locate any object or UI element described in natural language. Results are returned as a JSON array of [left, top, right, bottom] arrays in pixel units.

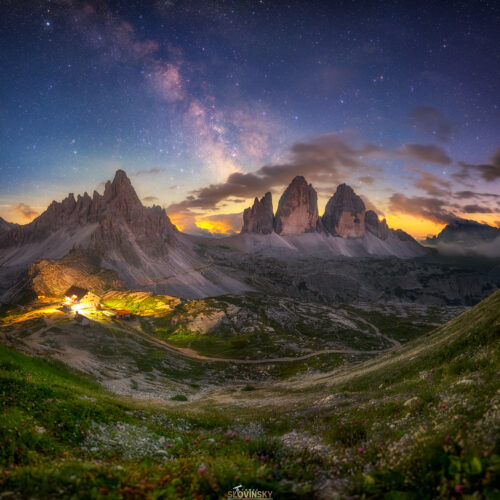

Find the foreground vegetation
[[0, 289, 499, 498]]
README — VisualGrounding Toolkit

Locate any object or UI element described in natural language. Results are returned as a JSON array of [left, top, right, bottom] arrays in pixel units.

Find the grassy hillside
[[0, 290, 499, 498]]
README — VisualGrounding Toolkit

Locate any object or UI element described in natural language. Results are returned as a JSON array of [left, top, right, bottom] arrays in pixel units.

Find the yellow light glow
[[71, 304, 82, 311], [383, 214, 446, 241], [195, 219, 234, 234]]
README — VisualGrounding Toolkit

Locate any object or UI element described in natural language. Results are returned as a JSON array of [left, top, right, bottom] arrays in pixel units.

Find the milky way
[[0, 0, 499, 238]]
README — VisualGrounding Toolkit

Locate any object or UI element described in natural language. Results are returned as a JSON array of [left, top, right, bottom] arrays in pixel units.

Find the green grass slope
[[0, 289, 499, 499]]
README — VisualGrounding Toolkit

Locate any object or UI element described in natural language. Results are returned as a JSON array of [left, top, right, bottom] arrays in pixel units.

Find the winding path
[[2, 306, 398, 365], [111, 316, 398, 365]]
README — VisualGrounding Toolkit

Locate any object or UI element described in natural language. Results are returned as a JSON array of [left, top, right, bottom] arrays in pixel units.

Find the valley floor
[[0, 290, 499, 498]]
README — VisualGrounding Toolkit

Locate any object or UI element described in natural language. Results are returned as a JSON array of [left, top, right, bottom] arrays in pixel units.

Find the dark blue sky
[[1, 0, 499, 237]]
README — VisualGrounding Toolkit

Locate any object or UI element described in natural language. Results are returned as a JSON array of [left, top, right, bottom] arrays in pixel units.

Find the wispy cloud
[[456, 149, 500, 182], [409, 106, 452, 142], [406, 165, 451, 196], [388, 194, 459, 224], [167, 134, 384, 212], [131, 168, 165, 177], [398, 143, 451, 165], [11, 202, 39, 221]]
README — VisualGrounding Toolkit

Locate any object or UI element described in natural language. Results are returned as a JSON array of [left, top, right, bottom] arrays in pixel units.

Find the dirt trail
[[111, 318, 396, 364], [355, 316, 401, 347], [2, 306, 397, 365]]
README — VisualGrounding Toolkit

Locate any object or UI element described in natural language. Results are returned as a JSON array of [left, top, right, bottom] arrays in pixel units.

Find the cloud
[[166, 134, 384, 212], [406, 165, 451, 196], [358, 176, 375, 185], [11, 203, 39, 221], [142, 195, 159, 203], [388, 193, 458, 224], [454, 190, 500, 200], [409, 106, 452, 142], [360, 195, 384, 216], [457, 148, 500, 182], [462, 204, 495, 214], [168, 210, 242, 237], [131, 168, 165, 177], [398, 143, 451, 165], [435, 236, 500, 258], [195, 212, 242, 237]]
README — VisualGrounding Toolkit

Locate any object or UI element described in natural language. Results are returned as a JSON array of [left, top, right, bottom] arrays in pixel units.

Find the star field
[[0, 0, 499, 237]]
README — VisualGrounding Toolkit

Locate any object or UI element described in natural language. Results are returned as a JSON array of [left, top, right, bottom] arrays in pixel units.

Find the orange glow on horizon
[[384, 214, 446, 240], [171, 210, 499, 240], [195, 219, 235, 235]]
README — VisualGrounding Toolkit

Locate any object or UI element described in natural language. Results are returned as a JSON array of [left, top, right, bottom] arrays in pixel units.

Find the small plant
[[326, 419, 367, 447], [170, 394, 188, 401], [241, 385, 256, 391]]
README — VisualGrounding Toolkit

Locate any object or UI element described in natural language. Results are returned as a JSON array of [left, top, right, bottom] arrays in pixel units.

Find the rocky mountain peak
[[241, 192, 274, 234], [322, 183, 366, 237], [364, 210, 389, 240], [103, 170, 140, 203], [274, 176, 319, 235]]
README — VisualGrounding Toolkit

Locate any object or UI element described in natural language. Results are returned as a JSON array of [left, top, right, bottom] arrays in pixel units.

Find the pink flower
[[445, 435, 450, 441], [441, 403, 446, 409], [193, 440, 198, 444], [379, 441, 384, 446], [358, 447, 364, 453], [220, 439, 225, 443], [225, 433, 231, 437], [260, 455, 266, 461], [232, 432, 237, 437], [245, 437, 251, 441], [455, 485, 463, 493], [198, 467, 206, 475], [166, 444, 173, 448]]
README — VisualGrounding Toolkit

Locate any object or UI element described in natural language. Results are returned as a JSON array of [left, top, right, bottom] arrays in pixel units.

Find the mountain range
[[0, 170, 249, 301], [1, 170, 498, 303], [238, 175, 423, 258]]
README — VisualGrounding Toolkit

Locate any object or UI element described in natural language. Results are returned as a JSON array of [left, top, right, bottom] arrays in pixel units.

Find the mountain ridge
[[238, 175, 422, 253]]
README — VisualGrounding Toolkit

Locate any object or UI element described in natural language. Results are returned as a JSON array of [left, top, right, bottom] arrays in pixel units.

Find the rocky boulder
[[274, 176, 319, 235]]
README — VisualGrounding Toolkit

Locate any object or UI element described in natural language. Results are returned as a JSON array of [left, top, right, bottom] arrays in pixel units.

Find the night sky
[[1, 0, 499, 238]]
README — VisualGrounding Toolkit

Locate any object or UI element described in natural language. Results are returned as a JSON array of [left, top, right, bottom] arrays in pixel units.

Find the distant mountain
[[0, 170, 250, 302], [425, 219, 500, 257], [237, 176, 425, 258], [426, 219, 500, 246]]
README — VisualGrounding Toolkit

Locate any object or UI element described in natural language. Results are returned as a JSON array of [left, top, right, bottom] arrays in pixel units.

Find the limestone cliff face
[[273, 176, 319, 235], [322, 184, 366, 238], [364, 210, 389, 240], [241, 192, 274, 234]]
